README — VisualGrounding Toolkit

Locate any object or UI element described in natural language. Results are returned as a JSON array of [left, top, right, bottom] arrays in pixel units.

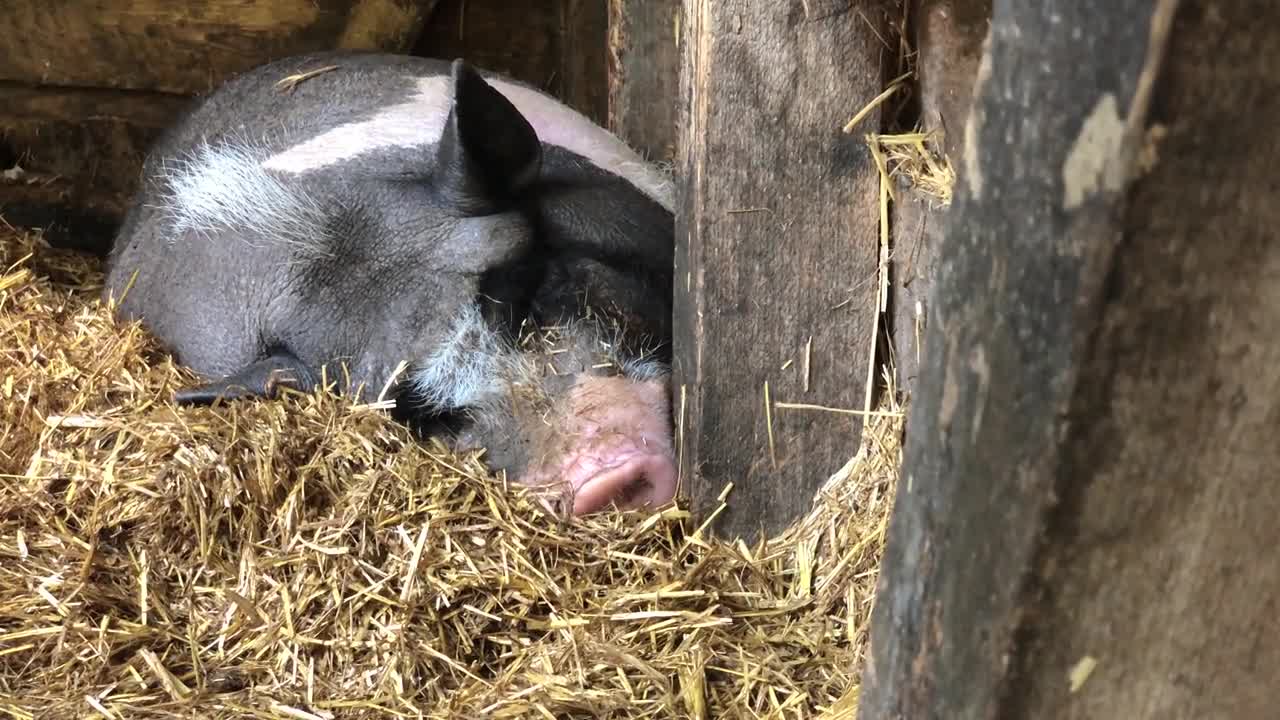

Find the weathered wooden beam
[[674, 1, 893, 543], [0, 0, 438, 95], [861, 1, 1280, 718], [417, 0, 556, 88], [0, 85, 192, 254], [558, 0, 610, 127], [417, 0, 609, 121], [888, 0, 988, 394], [606, 0, 679, 164]]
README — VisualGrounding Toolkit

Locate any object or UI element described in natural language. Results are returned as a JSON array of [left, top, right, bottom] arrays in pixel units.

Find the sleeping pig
[[103, 51, 678, 516]]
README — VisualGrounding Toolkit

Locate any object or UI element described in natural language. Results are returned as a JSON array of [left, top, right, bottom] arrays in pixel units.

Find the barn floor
[[0, 219, 901, 720]]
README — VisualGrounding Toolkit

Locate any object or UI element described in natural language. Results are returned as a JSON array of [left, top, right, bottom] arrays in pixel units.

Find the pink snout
[[519, 375, 678, 516], [563, 449, 678, 516]]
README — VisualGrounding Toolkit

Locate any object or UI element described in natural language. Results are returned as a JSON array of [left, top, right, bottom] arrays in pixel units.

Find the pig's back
[[146, 51, 673, 211], [143, 53, 455, 171]]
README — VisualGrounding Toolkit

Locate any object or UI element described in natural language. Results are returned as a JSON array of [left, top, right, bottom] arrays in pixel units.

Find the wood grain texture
[[674, 0, 892, 543], [0, 85, 191, 254], [889, 0, 988, 394], [558, 0, 610, 126], [416, 0, 608, 122], [859, 1, 1280, 718], [606, 0, 679, 164], [0, 0, 437, 95]]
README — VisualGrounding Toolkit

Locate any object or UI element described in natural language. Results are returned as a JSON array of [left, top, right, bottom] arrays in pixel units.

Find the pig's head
[[403, 62, 678, 517], [418, 315, 677, 517]]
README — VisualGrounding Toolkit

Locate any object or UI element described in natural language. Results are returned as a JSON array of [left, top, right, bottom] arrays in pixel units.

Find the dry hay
[[0, 220, 903, 719]]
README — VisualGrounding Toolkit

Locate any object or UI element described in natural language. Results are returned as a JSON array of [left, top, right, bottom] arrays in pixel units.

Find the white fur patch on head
[[618, 356, 671, 382], [409, 303, 520, 411], [155, 137, 330, 254], [520, 316, 670, 383], [261, 74, 676, 212]]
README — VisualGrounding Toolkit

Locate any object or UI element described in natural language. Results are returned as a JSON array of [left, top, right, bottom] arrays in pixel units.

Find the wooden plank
[[0, 0, 437, 95], [606, 0, 680, 164], [558, 0, 610, 127], [417, 0, 558, 89], [0, 183, 125, 257], [889, 0, 989, 393], [417, 0, 608, 121], [0, 85, 191, 254], [860, 1, 1280, 718], [674, 1, 892, 543], [341, 0, 441, 51]]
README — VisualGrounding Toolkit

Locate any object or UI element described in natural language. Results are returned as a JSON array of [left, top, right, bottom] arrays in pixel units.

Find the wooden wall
[[861, 2, 1280, 718], [0, 0, 610, 254]]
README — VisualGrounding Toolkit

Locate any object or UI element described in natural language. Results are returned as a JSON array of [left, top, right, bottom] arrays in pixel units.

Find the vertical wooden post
[[606, 0, 680, 164], [675, 1, 895, 543], [861, 2, 1280, 718], [888, 0, 989, 394], [415, 0, 608, 122], [559, 0, 610, 125]]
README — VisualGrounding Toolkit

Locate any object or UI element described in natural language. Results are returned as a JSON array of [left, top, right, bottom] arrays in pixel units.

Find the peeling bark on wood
[[0, 0, 437, 95], [675, 1, 894, 543], [861, 1, 1280, 718], [606, 0, 680, 164]]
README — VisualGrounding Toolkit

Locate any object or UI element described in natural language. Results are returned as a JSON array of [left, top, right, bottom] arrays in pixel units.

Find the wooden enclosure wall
[[606, 0, 680, 165], [0, 0, 609, 254], [672, 1, 896, 543], [889, 0, 988, 391], [861, 1, 1280, 718]]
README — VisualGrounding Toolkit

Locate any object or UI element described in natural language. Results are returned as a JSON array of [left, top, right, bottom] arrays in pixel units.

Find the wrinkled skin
[[104, 51, 678, 516]]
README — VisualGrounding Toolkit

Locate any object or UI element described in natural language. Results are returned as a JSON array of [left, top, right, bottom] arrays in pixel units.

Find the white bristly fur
[[410, 304, 521, 411], [410, 311, 670, 417], [618, 355, 671, 382], [532, 316, 671, 382], [154, 137, 330, 253]]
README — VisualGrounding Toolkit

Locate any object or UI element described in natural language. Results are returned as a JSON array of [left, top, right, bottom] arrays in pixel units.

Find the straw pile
[[0, 219, 903, 719]]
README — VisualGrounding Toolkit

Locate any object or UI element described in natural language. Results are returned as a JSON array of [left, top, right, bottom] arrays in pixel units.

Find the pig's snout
[[562, 446, 678, 516], [522, 375, 678, 516]]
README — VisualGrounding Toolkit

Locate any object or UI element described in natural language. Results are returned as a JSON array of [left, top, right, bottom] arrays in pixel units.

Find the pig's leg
[[173, 350, 316, 406]]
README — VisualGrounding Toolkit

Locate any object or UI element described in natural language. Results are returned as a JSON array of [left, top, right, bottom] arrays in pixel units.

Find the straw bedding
[[0, 219, 902, 719]]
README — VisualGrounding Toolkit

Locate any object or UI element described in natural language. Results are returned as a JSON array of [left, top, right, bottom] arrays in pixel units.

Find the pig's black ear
[[433, 59, 542, 215]]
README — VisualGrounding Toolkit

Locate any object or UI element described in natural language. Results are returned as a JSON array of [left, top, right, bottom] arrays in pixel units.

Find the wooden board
[[0, 0, 438, 95], [416, 0, 609, 124], [606, 0, 680, 164], [859, 1, 1280, 718], [0, 85, 191, 254], [557, 0, 610, 128], [674, 1, 892, 543], [889, 0, 989, 393]]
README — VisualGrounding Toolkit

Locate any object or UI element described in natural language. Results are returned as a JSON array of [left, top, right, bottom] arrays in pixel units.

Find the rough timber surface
[[0, 0, 438, 94], [0, 85, 192, 255], [675, 1, 891, 543], [416, 0, 610, 124], [0, 220, 901, 718], [607, 0, 680, 164], [861, 1, 1280, 719], [889, 0, 988, 394]]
